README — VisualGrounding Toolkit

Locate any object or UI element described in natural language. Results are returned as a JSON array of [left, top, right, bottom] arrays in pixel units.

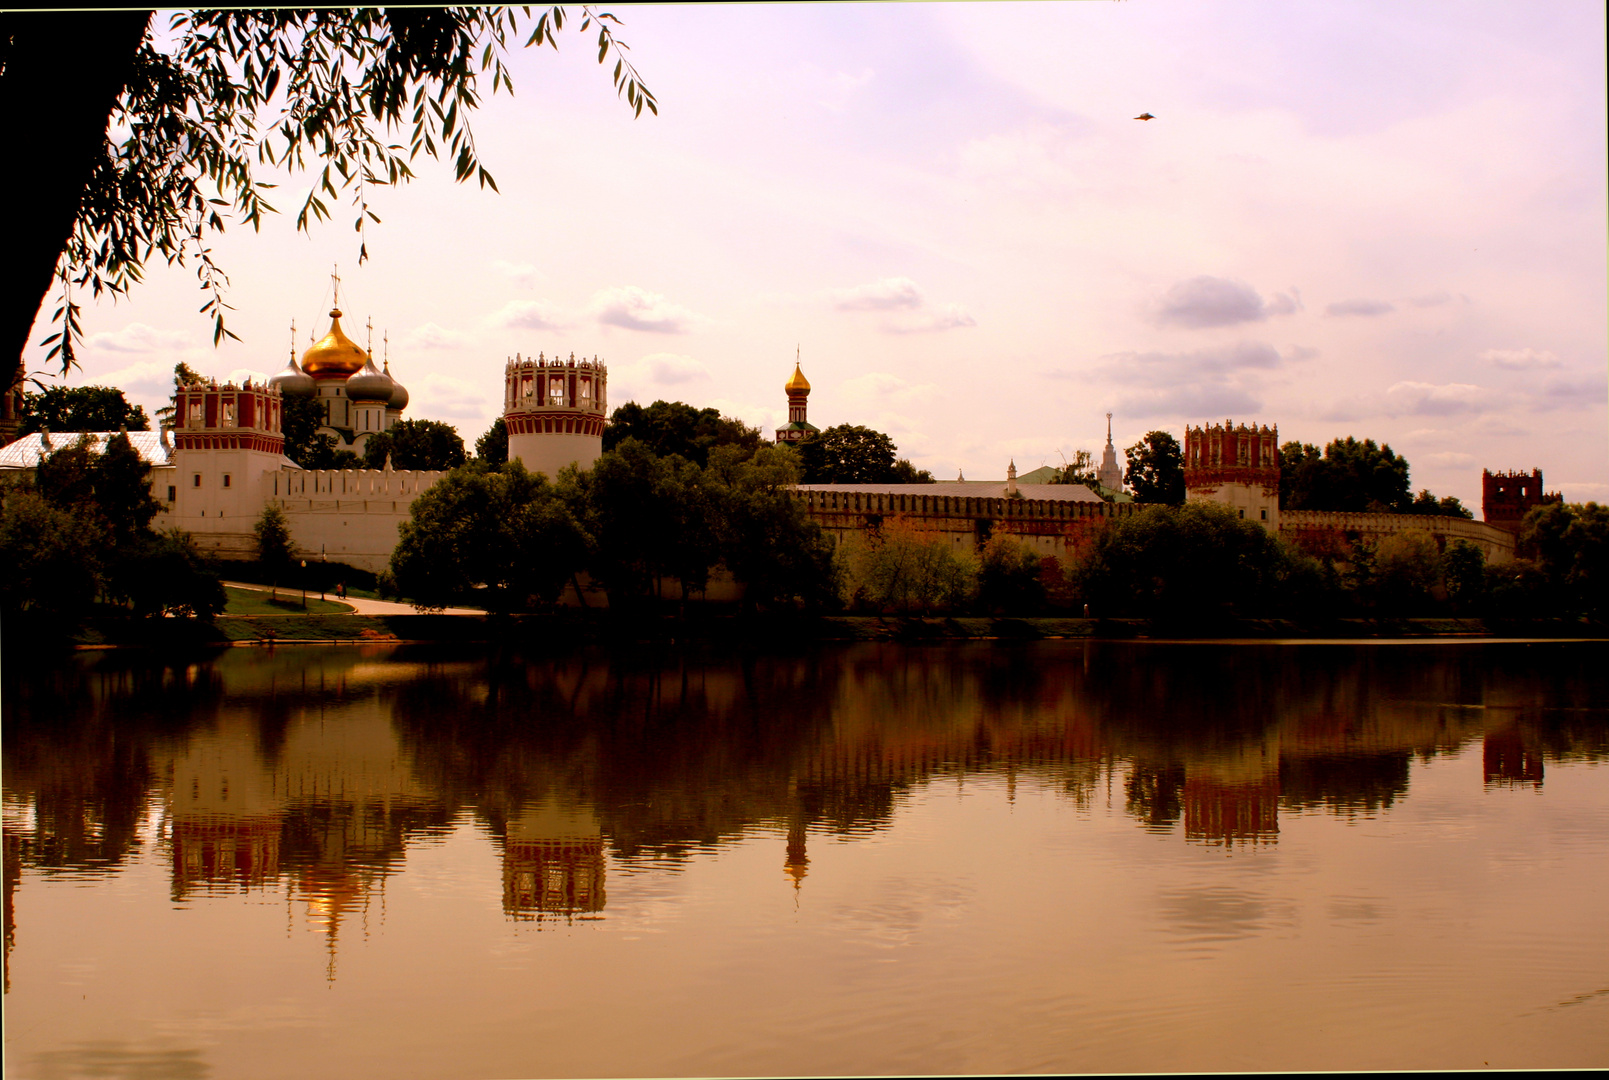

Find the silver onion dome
[[384, 360, 409, 411], [267, 355, 316, 398], [345, 356, 395, 403]]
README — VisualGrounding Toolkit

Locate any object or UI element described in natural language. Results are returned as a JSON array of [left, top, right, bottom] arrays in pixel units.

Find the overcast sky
[[29, 1, 1607, 504]]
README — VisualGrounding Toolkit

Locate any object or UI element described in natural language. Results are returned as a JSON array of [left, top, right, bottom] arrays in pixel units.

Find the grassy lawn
[[222, 586, 354, 616]]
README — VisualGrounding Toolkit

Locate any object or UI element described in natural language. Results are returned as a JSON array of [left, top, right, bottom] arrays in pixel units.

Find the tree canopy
[[796, 424, 932, 484], [1123, 431, 1185, 504], [1280, 437, 1413, 513], [4, 7, 655, 431], [362, 419, 468, 471], [1, 432, 223, 625], [603, 400, 762, 466], [17, 385, 149, 435], [475, 417, 509, 464]]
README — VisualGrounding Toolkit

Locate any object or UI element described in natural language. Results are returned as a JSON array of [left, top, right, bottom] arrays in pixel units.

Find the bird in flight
[[1134, 112, 1155, 120]]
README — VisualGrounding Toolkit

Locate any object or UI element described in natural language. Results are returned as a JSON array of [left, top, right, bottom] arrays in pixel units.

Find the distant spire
[[1106, 412, 1113, 444]]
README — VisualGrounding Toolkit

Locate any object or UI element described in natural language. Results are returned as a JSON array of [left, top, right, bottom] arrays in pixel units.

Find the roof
[[0, 430, 172, 470], [796, 481, 1105, 503]]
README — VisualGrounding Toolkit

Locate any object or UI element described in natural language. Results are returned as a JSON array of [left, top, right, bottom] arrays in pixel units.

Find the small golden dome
[[785, 362, 811, 394], [300, 308, 370, 377]]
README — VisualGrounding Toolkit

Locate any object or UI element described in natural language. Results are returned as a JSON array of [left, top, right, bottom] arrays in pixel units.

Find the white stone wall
[[1185, 481, 1280, 532], [509, 431, 602, 481]]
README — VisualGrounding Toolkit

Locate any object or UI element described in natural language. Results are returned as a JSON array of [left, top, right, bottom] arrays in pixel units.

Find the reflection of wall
[[502, 801, 605, 919], [170, 815, 282, 898]]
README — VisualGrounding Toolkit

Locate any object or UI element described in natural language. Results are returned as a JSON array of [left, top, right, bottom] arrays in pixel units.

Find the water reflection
[[4, 641, 1607, 989]]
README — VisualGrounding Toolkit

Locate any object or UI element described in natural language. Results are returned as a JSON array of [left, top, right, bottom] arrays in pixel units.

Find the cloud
[[1383, 380, 1494, 416], [831, 277, 927, 312], [607, 352, 715, 406], [1536, 375, 1608, 404], [1091, 342, 1283, 420], [1405, 292, 1454, 308], [883, 303, 978, 334], [1325, 298, 1396, 317], [493, 260, 537, 288], [1149, 277, 1285, 329], [1480, 348, 1561, 370], [403, 323, 471, 350], [492, 300, 567, 331], [85, 323, 199, 355], [410, 373, 488, 420], [1116, 384, 1264, 420], [840, 372, 940, 406], [1283, 345, 1320, 361], [1425, 451, 1476, 468], [591, 286, 704, 334], [225, 368, 269, 387], [830, 278, 976, 333]]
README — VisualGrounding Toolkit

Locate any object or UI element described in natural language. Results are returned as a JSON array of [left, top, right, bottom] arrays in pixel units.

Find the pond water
[[4, 640, 1607, 1078]]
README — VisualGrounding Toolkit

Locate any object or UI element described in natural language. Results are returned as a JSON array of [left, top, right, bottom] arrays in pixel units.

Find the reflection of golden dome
[[785, 363, 811, 394], [301, 308, 370, 377]]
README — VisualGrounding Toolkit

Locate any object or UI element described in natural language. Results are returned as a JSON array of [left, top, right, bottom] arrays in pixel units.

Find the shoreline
[[9, 611, 1603, 653]]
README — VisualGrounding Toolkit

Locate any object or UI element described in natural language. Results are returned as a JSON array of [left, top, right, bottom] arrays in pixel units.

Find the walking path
[[221, 581, 485, 616]]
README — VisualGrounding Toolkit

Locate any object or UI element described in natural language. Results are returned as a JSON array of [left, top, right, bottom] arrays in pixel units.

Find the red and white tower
[[1183, 419, 1280, 531], [503, 352, 608, 478]]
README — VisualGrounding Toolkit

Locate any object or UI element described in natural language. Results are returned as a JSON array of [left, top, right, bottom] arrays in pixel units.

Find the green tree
[[475, 417, 509, 464], [253, 504, 296, 591], [391, 460, 589, 611], [1518, 501, 1609, 618], [362, 419, 468, 471], [1123, 431, 1185, 505], [91, 431, 163, 548], [706, 443, 837, 611], [564, 438, 682, 607], [1280, 437, 1412, 512], [1371, 529, 1441, 615], [153, 363, 207, 430], [17, 385, 149, 435], [976, 533, 1045, 614], [1405, 488, 1473, 519], [797, 424, 901, 484], [7, 7, 655, 412], [837, 516, 976, 614], [1441, 539, 1486, 614], [0, 490, 104, 623], [1049, 449, 1099, 489], [111, 528, 226, 619], [603, 400, 762, 466], [889, 458, 936, 483], [1074, 502, 1321, 621]]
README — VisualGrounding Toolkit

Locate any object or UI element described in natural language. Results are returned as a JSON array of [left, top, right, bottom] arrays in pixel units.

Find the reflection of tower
[[170, 814, 283, 900], [784, 807, 809, 891], [504, 351, 608, 479], [1483, 726, 1543, 788], [1181, 743, 1280, 845], [502, 800, 606, 921]]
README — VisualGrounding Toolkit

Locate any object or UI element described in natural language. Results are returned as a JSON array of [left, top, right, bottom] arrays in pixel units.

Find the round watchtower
[[1183, 419, 1280, 531], [504, 352, 608, 478]]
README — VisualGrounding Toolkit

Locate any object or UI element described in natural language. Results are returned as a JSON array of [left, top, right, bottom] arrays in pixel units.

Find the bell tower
[[504, 351, 608, 478]]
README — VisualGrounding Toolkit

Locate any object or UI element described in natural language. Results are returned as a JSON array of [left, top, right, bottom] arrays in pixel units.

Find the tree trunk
[[0, 10, 152, 435]]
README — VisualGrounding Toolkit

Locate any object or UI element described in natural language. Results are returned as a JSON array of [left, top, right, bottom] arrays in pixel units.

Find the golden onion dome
[[300, 308, 370, 377], [785, 362, 811, 394]]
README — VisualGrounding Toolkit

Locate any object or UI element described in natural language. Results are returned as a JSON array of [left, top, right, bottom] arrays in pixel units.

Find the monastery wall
[[1279, 510, 1515, 564], [794, 489, 1139, 557]]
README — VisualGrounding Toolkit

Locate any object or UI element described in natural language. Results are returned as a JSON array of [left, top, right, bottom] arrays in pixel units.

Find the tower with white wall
[[504, 352, 608, 479], [1183, 420, 1280, 531], [169, 378, 293, 535]]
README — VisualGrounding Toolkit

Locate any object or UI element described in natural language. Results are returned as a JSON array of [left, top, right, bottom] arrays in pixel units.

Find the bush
[[836, 516, 976, 614], [976, 534, 1045, 614]]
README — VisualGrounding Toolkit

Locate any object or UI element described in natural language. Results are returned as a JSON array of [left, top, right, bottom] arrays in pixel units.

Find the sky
[[27, 1, 1608, 505]]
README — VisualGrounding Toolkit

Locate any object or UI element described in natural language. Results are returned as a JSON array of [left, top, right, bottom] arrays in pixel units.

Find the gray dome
[[267, 356, 316, 398], [384, 361, 409, 411], [345, 357, 394, 403]]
